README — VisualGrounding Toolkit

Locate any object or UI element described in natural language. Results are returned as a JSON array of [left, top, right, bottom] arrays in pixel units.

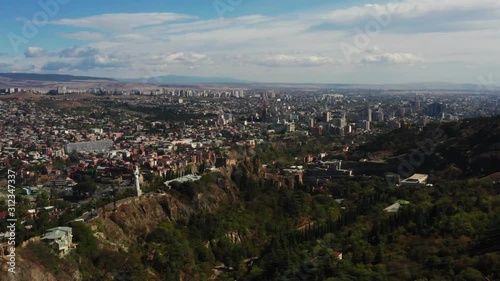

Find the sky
[[0, 0, 499, 84]]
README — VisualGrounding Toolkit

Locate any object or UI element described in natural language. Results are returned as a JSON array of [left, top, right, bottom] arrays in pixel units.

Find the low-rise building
[[400, 173, 428, 187], [41, 226, 74, 256], [384, 200, 410, 213]]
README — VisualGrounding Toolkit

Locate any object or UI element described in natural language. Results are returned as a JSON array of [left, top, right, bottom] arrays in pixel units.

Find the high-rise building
[[426, 103, 445, 117], [323, 111, 332, 123], [262, 104, 268, 122], [57, 86, 67, 94], [357, 107, 372, 122], [332, 111, 347, 128], [359, 120, 370, 131]]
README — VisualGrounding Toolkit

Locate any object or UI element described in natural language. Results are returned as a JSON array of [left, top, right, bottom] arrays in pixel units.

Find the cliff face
[[95, 176, 238, 246], [0, 252, 82, 281], [0, 259, 58, 281], [93, 194, 195, 247]]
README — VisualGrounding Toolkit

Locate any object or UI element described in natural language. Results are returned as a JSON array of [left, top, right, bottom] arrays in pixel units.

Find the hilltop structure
[[134, 165, 142, 197]]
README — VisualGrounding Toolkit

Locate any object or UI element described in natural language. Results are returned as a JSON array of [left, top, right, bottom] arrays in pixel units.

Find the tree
[[35, 209, 52, 233], [68, 149, 79, 163], [52, 157, 66, 170], [73, 181, 97, 198], [458, 267, 485, 281], [35, 191, 50, 208], [72, 222, 97, 259]]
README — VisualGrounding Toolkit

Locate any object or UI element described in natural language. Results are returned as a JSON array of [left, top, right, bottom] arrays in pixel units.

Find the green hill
[[361, 116, 500, 178]]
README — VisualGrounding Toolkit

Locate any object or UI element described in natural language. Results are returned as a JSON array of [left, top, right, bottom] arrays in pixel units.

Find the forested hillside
[[362, 116, 500, 178]]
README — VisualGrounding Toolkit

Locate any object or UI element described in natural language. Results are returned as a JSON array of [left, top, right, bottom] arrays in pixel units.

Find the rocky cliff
[[95, 174, 237, 244]]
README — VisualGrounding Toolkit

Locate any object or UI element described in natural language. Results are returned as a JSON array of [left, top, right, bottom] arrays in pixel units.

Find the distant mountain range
[[0, 73, 498, 91], [0, 73, 116, 82], [120, 75, 250, 85]]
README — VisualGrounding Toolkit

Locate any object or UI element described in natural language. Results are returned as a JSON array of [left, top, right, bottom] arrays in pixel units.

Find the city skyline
[[0, 0, 499, 84]]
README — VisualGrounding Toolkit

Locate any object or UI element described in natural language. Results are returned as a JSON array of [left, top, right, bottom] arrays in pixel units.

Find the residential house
[[41, 226, 74, 256]]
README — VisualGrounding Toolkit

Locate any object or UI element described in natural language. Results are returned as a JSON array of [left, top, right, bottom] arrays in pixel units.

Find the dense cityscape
[[0, 84, 499, 280], [1, 0, 500, 280]]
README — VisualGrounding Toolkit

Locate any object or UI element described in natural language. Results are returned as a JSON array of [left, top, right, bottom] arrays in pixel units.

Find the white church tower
[[134, 165, 142, 197]]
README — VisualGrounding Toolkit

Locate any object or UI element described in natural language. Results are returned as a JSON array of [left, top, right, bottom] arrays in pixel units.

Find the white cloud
[[24, 47, 48, 58], [0, 63, 12, 69], [7, 0, 500, 83], [41, 53, 130, 72], [11, 64, 36, 72], [154, 14, 271, 34], [41, 62, 72, 71], [361, 52, 423, 64], [71, 53, 128, 70], [61, 31, 105, 41], [58, 47, 100, 58], [51, 13, 196, 31], [29, 46, 133, 72], [326, 0, 500, 23], [113, 33, 150, 42], [145, 52, 212, 69], [162, 52, 210, 64], [256, 54, 335, 67]]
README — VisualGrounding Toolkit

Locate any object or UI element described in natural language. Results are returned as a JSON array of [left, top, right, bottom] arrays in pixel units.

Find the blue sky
[[0, 0, 499, 84]]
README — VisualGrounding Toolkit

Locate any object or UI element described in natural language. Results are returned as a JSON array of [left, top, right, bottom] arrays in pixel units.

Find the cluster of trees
[[122, 103, 216, 123], [254, 137, 333, 165], [251, 178, 500, 280], [72, 180, 98, 198]]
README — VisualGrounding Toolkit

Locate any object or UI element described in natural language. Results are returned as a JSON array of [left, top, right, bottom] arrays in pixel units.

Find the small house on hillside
[[41, 226, 74, 256]]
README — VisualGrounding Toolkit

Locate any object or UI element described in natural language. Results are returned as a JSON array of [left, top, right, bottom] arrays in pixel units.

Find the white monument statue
[[134, 165, 142, 197]]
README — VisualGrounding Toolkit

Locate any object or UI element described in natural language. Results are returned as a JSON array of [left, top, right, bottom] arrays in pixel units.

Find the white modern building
[[400, 174, 428, 187]]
